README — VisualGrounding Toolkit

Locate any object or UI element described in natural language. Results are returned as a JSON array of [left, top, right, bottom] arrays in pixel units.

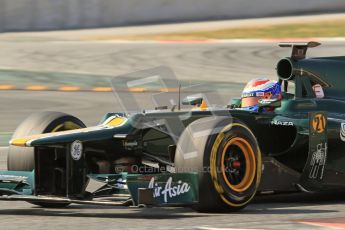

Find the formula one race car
[[1, 42, 345, 212]]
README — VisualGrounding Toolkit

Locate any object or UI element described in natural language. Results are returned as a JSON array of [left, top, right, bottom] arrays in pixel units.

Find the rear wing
[[279, 41, 321, 60]]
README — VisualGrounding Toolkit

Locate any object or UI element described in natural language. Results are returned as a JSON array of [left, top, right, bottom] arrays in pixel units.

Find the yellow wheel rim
[[51, 121, 82, 132], [220, 137, 256, 193]]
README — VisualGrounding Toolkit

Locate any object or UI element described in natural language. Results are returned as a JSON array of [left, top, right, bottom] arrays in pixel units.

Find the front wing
[[0, 171, 199, 207]]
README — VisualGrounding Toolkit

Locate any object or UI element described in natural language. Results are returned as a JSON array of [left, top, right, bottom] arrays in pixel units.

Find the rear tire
[[7, 111, 86, 208], [175, 117, 261, 212]]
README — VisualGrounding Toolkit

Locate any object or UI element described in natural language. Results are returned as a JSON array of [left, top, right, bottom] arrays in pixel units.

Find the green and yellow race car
[[1, 41, 344, 212]]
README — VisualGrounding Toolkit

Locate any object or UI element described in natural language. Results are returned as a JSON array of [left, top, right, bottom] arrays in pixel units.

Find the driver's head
[[241, 78, 281, 112]]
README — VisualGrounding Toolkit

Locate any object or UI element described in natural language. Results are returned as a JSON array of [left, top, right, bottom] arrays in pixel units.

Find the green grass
[[181, 20, 345, 39], [91, 20, 345, 40]]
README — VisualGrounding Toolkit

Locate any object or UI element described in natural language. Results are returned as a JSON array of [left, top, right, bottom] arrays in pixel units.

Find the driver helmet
[[241, 78, 282, 112]]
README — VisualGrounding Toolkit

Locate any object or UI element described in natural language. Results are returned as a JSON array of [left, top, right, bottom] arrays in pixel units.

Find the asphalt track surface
[[0, 41, 345, 229]]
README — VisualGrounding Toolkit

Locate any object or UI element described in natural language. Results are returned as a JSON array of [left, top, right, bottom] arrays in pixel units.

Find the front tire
[[175, 117, 262, 212], [8, 111, 86, 171]]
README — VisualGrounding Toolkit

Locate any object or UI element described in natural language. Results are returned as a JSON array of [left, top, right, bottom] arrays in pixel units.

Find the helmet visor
[[241, 97, 259, 108]]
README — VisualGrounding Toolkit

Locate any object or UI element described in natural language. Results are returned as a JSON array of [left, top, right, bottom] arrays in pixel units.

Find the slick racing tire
[[7, 111, 86, 208], [8, 111, 86, 171], [175, 117, 261, 212]]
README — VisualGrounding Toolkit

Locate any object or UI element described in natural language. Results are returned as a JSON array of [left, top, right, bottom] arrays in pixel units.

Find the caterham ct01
[[1, 42, 345, 212]]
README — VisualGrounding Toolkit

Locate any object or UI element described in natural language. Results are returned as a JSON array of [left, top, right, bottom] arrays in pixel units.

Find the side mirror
[[227, 98, 241, 109], [258, 99, 281, 111], [182, 96, 203, 106]]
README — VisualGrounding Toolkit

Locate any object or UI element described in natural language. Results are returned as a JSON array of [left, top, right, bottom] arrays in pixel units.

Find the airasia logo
[[148, 177, 190, 203]]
